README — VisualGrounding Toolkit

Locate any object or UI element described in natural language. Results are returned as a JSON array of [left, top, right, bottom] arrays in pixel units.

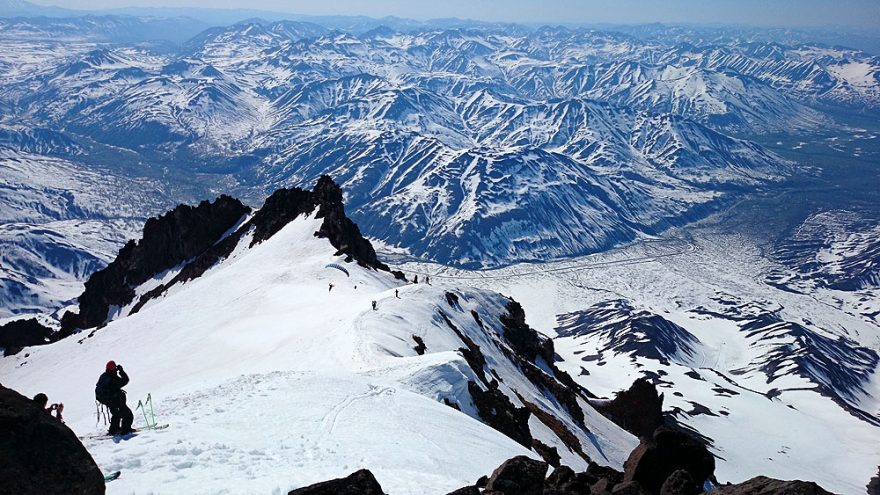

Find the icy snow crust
[[0, 215, 637, 493]]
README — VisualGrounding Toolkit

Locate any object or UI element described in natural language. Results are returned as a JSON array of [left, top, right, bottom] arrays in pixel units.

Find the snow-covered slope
[[0, 183, 638, 493], [395, 228, 880, 495]]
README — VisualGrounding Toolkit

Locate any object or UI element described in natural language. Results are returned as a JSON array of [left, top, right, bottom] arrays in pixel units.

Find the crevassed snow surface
[[0, 215, 636, 494]]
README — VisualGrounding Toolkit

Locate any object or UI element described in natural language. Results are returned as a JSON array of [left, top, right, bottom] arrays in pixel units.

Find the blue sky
[[29, 0, 880, 30]]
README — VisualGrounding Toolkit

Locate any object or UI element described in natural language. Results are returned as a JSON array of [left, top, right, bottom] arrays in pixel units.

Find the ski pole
[[147, 393, 155, 429], [136, 399, 149, 428]]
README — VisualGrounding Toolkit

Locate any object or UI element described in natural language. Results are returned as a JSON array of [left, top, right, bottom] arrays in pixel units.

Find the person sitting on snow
[[95, 360, 135, 436], [33, 393, 64, 422]]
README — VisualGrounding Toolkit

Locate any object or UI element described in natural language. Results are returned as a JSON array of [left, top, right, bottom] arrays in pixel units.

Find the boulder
[[0, 318, 54, 356], [445, 487, 480, 495], [612, 481, 650, 495], [593, 378, 664, 439], [623, 427, 714, 494], [713, 476, 834, 495], [0, 384, 105, 494], [660, 469, 699, 495], [484, 455, 548, 495], [868, 467, 880, 495], [288, 469, 384, 495]]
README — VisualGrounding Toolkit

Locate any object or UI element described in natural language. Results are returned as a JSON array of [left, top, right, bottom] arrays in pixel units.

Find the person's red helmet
[[105, 360, 116, 371]]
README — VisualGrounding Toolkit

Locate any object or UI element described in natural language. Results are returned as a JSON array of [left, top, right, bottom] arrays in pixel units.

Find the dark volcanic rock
[[446, 487, 480, 495], [623, 427, 714, 494], [593, 378, 664, 439], [468, 381, 532, 448], [0, 384, 105, 494], [61, 194, 249, 333], [0, 318, 54, 356], [288, 469, 384, 495], [60, 176, 405, 341], [500, 300, 587, 427], [713, 475, 834, 495], [532, 438, 561, 467], [313, 176, 393, 274], [660, 469, 699, 495], [484, 455, 548, 495], [612, 481, 650, 495], [544, 465, 593, 494], [586, 461, 624, 487], [869, 467, 880, 495]]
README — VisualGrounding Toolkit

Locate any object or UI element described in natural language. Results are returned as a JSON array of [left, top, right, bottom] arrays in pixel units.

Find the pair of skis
[[97, 392, 167, 484]]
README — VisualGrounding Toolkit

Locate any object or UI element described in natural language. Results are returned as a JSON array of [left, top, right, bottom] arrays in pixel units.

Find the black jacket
[[95, 369, 129, 404]]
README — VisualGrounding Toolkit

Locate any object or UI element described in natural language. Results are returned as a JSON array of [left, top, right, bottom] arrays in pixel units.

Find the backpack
[[95, 373, 116, 405]]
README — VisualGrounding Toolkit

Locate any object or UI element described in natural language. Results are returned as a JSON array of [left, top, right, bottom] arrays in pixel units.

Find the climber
[[95, 360, 135, 436], [372, 300, 377, 311], [329, 283, 334, 292], [33, 393, 64, 422]]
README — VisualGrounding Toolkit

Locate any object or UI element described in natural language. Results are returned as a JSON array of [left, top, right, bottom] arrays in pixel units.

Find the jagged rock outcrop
[[593, 378, 664, 439], [659, 469, 699, 495], [483, 455, 548, 495], [623, 427, 715, 494], [468, 381, 533, 448], [60, 195, 250, 332], [0, 318, 54, 356], [713, 476, 834, 495], [287, 469, 384, 495], [312, 176, 400, 278], [0, 384, 105, 494], [868, 467, 880, 495], [9, 177, 406, 355]]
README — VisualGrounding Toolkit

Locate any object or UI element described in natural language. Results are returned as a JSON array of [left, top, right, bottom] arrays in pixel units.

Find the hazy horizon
[[23, 0, 880, 31]]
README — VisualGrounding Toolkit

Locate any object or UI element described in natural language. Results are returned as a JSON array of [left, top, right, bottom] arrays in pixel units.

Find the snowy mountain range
[[1, 12, 879, 494], [1, 16, 878, 280]]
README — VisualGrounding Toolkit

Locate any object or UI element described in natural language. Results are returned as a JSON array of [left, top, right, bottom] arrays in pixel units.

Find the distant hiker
[[372, 300, 377, 311], [95, 360, 134, 436], [329, 283, 334, 292], [413, 275, 419, 284], [395, 289, 399, 298], [425, 275, 430, 285], [33, 393, 64, 422]]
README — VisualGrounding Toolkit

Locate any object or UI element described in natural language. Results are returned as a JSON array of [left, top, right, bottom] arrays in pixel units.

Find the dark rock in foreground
[[623, 426, 715, 494], [0, 318, 54, 356], [713, 475, 834, 495], [0, 384, 105, 494], [483, 455, 548, 495], [288, 469, 384, 495], [593, 378, 664, 439]]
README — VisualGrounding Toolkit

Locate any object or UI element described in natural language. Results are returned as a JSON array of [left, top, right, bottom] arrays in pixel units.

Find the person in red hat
[[95, 360, 134, 435]]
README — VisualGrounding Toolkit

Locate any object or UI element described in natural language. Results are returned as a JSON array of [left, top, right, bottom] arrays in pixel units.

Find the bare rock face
[[60, 194, 249, 333], [660, 469, 699, 495], [287, 469, 384, 495], [713, 476, 834, 495], [868, 466, 880, 495], [0, 384, 105, 495], [593, 378, 664, 439], [0, 318, 54, 356], [483, 455, 548, 495], [623, 427, 714, 494]]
